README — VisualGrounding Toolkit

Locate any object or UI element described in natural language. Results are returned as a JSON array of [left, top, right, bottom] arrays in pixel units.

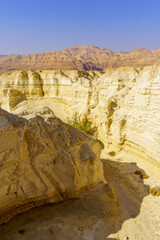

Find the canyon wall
[[0, 65, 160, 177]]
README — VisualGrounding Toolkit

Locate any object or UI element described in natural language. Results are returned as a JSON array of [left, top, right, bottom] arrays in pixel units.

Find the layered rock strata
[[0, 65, 160, 177], [0, 108, 104, 224]]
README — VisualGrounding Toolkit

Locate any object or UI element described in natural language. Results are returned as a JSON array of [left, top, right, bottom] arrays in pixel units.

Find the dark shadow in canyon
[[0, 159, 150, 240]]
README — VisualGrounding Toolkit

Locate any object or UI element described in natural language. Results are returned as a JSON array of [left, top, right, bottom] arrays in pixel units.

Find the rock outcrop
[[0, 108, 104, 224], [1, 45, 160, 74], [92, 65, 160, 178], [1, 66, 160, 179]]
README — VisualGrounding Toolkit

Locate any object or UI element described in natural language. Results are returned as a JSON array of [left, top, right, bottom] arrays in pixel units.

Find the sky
[[0, 0, 160, 54]]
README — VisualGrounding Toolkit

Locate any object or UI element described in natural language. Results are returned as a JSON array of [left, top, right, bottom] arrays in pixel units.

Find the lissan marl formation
[[0, 66, 160, 178], [0, 65, 160, 239]]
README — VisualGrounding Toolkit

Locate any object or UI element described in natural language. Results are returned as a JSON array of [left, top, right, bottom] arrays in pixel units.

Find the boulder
[[0, 108, 104, 224]]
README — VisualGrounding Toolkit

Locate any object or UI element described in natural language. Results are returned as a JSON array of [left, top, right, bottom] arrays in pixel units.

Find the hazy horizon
[[1, 0, 160, 54]]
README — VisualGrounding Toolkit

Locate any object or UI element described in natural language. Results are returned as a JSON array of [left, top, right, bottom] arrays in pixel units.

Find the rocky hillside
[[1, 45, 160, 74]]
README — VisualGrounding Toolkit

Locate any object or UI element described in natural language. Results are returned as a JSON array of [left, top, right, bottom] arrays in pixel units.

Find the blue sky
[[0, 0, 160, 54]]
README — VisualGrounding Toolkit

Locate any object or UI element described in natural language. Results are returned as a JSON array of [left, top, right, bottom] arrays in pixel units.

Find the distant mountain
[[0, 45, 160, 74]]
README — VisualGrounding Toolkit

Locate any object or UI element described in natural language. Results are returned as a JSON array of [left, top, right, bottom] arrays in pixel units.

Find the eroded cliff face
[[0, 65, 160, 177], [0, 108, 104, 224], [89, 65, 160, 177], [0, 70, 102, 112]]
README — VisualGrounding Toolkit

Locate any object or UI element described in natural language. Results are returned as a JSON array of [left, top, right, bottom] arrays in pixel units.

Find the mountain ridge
[[1, 45, 160, 74]]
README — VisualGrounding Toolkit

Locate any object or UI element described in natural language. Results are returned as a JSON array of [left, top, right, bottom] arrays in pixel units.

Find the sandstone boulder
[[0, 108, 104, 224]]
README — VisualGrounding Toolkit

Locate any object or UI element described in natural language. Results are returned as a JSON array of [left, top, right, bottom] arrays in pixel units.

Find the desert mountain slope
[[1, 45, 160, 74]]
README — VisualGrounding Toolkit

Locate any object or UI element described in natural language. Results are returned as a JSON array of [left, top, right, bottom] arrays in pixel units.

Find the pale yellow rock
[[0, 108, 105, 224], [1, 67, 160, 239], [1, 66, 160, 177]]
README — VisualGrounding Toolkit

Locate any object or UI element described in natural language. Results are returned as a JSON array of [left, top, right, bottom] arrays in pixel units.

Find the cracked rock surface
[[0, 108, 104, 224]]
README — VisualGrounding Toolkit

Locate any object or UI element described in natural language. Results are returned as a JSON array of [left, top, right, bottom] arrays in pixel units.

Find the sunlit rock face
[[108, 66, 160, 163], [0, 108, 104, 224], [0, 65, 160, 174], [0, 70, 102, 112], [92, 65, 160, 176]]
